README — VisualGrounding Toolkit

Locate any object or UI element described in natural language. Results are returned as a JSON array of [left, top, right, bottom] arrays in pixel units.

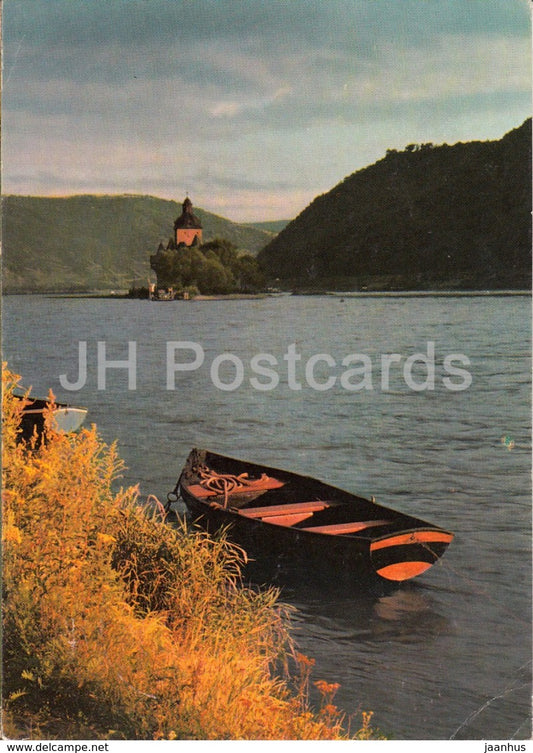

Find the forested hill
[[2, 195, 273, 293], [258, 119, 532, 291]]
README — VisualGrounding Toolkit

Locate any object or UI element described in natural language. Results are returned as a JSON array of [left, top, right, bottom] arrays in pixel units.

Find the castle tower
[[174, 196, 203, 247]]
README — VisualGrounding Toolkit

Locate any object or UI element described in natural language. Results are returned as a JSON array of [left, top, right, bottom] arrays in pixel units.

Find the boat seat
[[301, 519, 391, 535], [259, 512, 315, 527], [237, 500, 337, 518]]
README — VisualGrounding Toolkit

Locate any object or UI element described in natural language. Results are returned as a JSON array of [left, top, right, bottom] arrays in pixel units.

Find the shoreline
[[2, 289, 531, 299], [2, 368, 383, 741]]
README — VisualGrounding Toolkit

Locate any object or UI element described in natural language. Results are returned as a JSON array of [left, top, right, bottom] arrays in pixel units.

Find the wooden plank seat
[[259, 512, 315, 527], [301, 519, 391, 535], [237, 500, 336, 519]]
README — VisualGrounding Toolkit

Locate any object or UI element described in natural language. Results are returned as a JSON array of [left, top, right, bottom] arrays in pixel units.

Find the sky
[[2, 0, 531, 222]]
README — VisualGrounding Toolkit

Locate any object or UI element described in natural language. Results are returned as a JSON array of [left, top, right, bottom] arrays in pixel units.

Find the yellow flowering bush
[[2, 365, 383, 740]]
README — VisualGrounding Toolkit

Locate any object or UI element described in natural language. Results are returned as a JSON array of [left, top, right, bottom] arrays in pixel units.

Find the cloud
[[5, 0, 530, 51], [2, 0, 530, 221]]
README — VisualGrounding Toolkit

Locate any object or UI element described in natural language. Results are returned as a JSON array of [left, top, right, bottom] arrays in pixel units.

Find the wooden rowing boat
[[172, 448, 454, 583]]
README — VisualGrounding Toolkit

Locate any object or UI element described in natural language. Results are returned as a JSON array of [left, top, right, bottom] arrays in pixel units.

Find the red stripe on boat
[[376, 561, 435, 581], [370, 530, 453, 552]]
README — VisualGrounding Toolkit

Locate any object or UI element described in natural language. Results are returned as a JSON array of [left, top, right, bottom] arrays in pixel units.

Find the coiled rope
[[195, 464, 262, 508]]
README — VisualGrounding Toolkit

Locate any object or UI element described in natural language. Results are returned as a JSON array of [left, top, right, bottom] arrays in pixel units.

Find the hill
[[244, 220, 291, 234], [2, 195, 273, 293], [258, 119, 532, 291]]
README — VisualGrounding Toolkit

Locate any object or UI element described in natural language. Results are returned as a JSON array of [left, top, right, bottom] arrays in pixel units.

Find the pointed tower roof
[[174, 196, 202, 230]]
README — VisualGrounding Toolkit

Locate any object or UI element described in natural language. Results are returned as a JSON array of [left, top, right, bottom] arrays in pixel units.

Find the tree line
[[149, 237, 265, 296]]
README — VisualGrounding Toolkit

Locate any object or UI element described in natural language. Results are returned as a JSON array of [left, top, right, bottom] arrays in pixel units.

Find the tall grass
[[2, 366, 382, 740]]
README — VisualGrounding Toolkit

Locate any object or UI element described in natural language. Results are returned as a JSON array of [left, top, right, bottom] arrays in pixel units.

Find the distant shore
[[3, 289, 531, 299]]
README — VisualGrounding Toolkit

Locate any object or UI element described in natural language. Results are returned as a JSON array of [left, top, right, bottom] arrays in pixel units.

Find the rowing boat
[[171, 448, 454, 583], [16, 394, 88, 442]]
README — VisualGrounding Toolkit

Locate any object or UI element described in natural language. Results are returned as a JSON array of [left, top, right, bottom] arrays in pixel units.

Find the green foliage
[[150, 237, 265, 295], [234, 253, 267, 292], [2, 196, 272, 294], [258, 119, 532, 290], [201, 256, 234, 294], [244, 220, 291, 234]]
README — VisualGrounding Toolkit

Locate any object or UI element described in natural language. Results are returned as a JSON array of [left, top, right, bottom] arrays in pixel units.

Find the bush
[[2, 366, 382, 740]]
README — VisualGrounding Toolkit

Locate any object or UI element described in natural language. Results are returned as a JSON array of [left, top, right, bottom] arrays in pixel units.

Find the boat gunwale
[[179, 448, 453, 541]]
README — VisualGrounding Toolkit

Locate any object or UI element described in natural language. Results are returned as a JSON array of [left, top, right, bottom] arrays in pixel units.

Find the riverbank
[[2, 367, 382, 741], [3, 288, 530, 300]]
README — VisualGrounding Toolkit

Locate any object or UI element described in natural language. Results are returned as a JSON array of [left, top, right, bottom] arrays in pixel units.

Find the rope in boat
[[195, 464, 262, 508]]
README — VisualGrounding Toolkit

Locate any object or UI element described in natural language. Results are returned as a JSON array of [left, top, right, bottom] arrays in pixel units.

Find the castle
[[151, 196, 203, 258], [146, 195, 265, 298], [149, 196, 203, 295], [173, 196, 203, 247]]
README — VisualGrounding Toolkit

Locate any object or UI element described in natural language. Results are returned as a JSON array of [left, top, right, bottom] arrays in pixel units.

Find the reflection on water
[[371, 589, 450, 642], [283, 578, 449, 646]]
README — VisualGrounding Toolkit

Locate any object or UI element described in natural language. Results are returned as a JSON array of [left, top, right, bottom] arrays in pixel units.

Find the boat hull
[[176, 448, 453, 584], [181, 488, 375, 573], [17, 396, 87, 441]]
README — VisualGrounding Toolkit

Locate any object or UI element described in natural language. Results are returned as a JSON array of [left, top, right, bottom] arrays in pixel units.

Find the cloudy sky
[[2, 0, 531, 222]]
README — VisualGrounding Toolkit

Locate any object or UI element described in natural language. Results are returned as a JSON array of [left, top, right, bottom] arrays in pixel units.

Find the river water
[[2, 293, 531, 740]]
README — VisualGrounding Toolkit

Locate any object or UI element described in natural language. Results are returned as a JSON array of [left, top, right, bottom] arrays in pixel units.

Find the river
[[2, 292, 531, 740]]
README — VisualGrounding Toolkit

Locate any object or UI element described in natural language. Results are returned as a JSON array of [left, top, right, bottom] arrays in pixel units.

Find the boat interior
[[183, 451, 435, 538]]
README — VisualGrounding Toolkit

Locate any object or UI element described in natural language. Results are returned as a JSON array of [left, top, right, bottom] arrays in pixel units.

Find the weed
[[2, 364, 384, 740]]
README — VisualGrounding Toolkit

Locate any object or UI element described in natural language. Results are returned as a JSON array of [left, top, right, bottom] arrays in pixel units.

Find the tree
[[150, 248, 176, 289], [201, 238, 238, 268], [233, 253, 266, 292], [151, 235, 266, 294], [199, 257, 235, 294]]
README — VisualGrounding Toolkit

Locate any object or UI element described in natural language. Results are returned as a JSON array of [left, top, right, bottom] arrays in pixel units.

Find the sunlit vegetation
[[2, 366, 383, 740]]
